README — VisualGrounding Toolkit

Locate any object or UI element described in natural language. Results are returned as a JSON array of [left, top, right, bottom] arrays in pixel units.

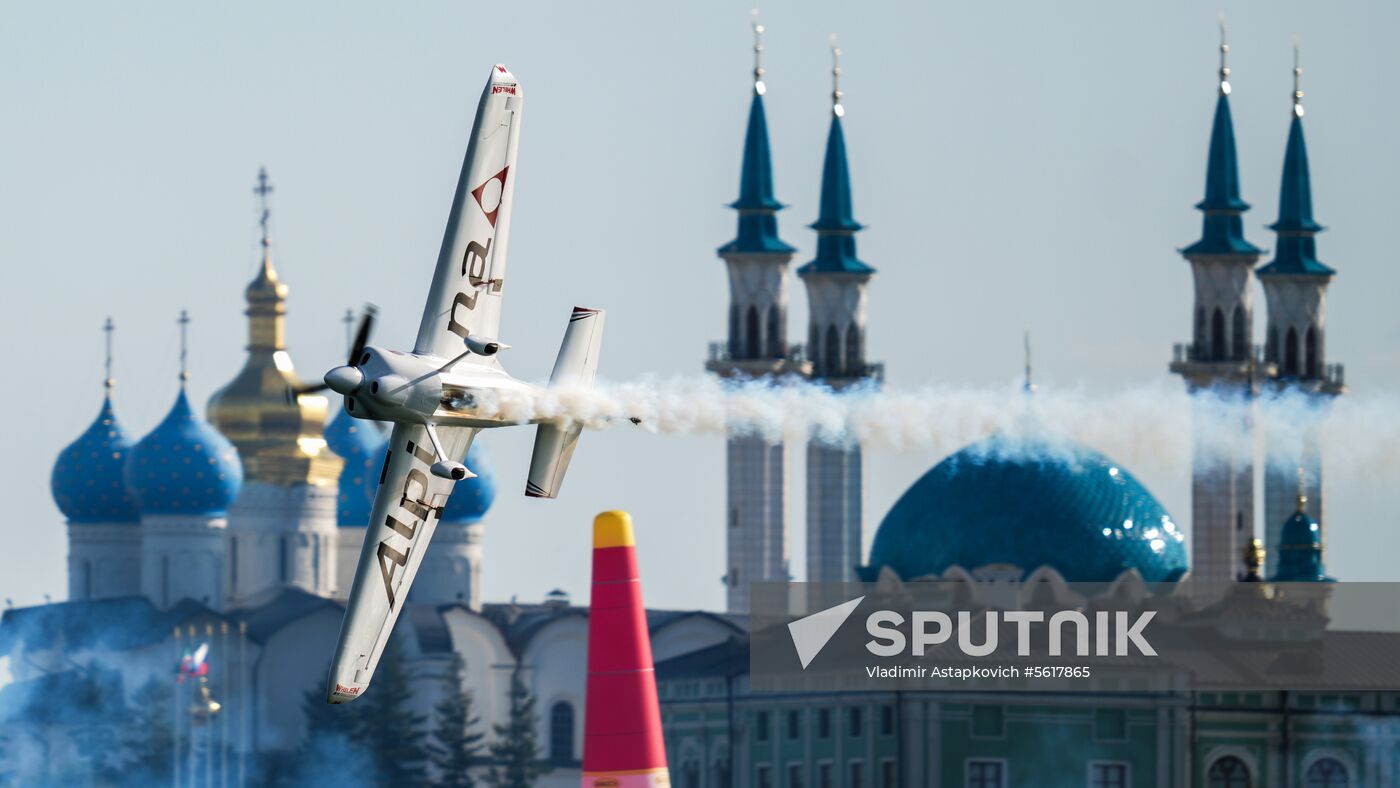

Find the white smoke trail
[[474, 376, 1400, 479]]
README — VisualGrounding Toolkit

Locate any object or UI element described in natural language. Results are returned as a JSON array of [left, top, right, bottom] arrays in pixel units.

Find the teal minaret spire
[[1183, 20, 1263, 258], [800, 36, 879, 606], [798, 43, 874, 277], [719, 11, 795, 257], [707, 11, 806, 613], [1258, 43, 1345, 578], [1170, 17, 1264, 603]]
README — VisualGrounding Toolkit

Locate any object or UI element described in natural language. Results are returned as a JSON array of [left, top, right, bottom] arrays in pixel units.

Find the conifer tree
[[119, 676, 177, 785], [483, 669, 550, 788], [428, 653, 487, 787], [355, 639, 430, 786]]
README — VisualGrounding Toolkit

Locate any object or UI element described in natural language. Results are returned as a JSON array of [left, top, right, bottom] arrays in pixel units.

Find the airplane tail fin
[[581, 512, 669, 788], [524, 307, 604, 498]]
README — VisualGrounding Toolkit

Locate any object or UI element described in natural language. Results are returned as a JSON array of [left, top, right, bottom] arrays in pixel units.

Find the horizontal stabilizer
[[525, 307, 604, 499]]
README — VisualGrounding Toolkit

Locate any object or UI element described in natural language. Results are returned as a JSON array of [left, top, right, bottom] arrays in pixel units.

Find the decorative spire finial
[[343, 307, 356, 351], [102, 316, 115, 392], [829, 34, 844, 118], [751, 9, 766, 96], [1296, 466, 1309, 513], [1217, 12, 1231, 96], [254, 166, 274, 251], [177, 309, 191, 387], [1292, 39, 1304, 117], [1023, 330, 1036, 395]]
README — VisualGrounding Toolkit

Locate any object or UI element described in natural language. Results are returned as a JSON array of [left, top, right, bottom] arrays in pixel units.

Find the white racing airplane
[[317, 64, 605, 703]]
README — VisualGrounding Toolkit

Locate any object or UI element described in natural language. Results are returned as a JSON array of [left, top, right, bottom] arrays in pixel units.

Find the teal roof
[[798, 115, 874, 276], [1182, 94, 1264, 257], [860, 434, 1187, 583], [324, 404, 386, 526], [51, 395, 140, 524], [123, 389, 242, 517], [1258, 115, 1335, 278], [718, 92, 796, 256], [1271, 507, 1331, 582]]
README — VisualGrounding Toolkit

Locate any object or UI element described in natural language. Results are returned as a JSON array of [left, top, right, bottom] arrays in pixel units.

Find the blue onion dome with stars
[[860, 433, 1187, 583], [52, 395, 141, 524], [440, 441, 496, 523], [124, 389, 243, 517], [324, 404, 386, 526]]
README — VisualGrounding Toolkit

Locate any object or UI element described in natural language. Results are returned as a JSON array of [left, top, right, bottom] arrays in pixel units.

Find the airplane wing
[[414, 63, 523, 362], [326, 422, 477, 703]]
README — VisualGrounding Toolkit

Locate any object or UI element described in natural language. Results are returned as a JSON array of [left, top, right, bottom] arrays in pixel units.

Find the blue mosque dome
[[124, 388, 242, 517], [862, 434, 1187, 583], [324, 405, 386, 526], [1271, 500, 1331, 583], [51, 396, 140, 524], [441, 441, 496, 523]]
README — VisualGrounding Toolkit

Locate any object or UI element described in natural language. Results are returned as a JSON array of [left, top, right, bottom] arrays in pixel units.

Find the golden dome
[[207, 250, 341, 487]]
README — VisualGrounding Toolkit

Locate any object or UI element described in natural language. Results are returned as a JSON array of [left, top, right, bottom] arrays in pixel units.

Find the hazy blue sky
[[4, 1, 1398, 610]]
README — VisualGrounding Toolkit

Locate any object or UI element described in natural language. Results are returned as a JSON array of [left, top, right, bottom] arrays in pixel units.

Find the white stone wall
[[725, 436, 788, 613], [802, 274, 871, 377], [1189, 399, 1253, 601], [722, 254, 792, 358], [140, 514, 228, 609], [806, 443, 863, 594], [408, 521, 484, 609], [332, 525, 365, 600], [1188, 257, 1256, 360], [1261, 276, 1328, 374], [67, 522, 142, 601], [224, 481, 338, 606]]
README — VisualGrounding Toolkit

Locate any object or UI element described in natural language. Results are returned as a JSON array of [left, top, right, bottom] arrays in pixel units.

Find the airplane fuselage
[[339, 344, 539, 429]]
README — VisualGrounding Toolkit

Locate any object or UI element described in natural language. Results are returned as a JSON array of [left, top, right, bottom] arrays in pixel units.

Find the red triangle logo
[[470, 167, 510, 227]]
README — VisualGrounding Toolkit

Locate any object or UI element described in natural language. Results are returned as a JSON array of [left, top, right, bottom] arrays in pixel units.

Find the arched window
[[1284, 328, 1300, 377], [1195, 307, 1208, 359], [825, 324, 841, 378], [1266, 327, 1278, 364], [712, 754, 733, 788], [1232, 307, 1247, 361], [81, 560, 92, 600], [549, 701, 575, 764], [845, 324, 861, 376], [1211, 308, 1227, 361], [1305, 758, 1349, 788], [728, 305, 740, 358], [1305, 325, 1319, 379], [1208, 756, 1251, 788], [745, 306, 760, 361], [767, 305, 782, 358], [682, 761, 701, 788]]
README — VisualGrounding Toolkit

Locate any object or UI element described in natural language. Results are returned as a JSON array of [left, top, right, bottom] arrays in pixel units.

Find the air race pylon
[[582, 511, 670, 787]]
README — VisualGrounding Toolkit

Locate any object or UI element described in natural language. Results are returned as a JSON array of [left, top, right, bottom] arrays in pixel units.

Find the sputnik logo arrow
[[788, 596, 865, 669]]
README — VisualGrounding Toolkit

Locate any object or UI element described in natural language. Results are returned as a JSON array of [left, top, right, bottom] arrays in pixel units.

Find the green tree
[[118, 676, 177, 785], [482, 669, 550, 788], [354, 639, 429, 786], [428, 653, 486, 787]]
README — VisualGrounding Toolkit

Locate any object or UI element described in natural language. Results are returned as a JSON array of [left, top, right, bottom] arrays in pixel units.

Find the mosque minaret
[[1257, 48, 1345, 578], [706, 14, 808, 614], [209, 168, 342, 605], [799, 39, 879, 595], [1169, 23, 1265, 601]]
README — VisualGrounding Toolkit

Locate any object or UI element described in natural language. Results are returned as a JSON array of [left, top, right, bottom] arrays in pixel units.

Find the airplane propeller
[[284, 305, 377, 405]]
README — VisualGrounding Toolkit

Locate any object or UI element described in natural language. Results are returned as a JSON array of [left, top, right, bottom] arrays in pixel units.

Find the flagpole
[[173, 626, 182, 788], [220, 621, 229, 788], [238, 620, 247, 788]]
